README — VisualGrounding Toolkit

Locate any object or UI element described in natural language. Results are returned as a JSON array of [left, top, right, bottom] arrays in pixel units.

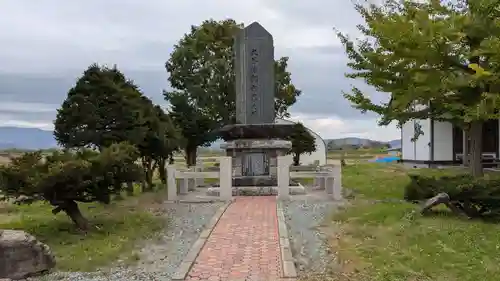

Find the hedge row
[[404, 173, 500, 216]]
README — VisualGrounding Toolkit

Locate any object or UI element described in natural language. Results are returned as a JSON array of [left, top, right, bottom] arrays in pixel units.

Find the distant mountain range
[[0, 127, 402, 151], [0, 127, 58, 150], [325, 137, 401, 150]]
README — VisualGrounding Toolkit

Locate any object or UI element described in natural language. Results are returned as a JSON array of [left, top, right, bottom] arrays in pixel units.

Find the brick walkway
[[185, 196, 282, 281]]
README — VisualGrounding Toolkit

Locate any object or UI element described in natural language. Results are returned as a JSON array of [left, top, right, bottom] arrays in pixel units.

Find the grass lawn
[[323, 163, 500, 281], [0, 187, 168, 272]]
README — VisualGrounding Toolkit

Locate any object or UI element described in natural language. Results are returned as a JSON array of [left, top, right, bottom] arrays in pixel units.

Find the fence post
[[277, 155, 292, 200], [195, 159, 204, 187], [332, 164, 343, 200], [178, 178, 189, 195], [325, 176, 334, 195], [219, 156, 232, 200], [167, 165, 177, 201]]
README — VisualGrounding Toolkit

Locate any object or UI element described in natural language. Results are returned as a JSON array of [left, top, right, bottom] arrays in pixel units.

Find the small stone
[[420, 192, 450, 214]]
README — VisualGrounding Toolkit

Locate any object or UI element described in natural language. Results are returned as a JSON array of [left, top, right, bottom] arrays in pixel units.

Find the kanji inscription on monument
[[219, 21, 294, 182], [234, 22, 275, 124]]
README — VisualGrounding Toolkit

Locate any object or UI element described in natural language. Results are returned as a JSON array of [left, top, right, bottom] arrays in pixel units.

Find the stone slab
[[234, 22, 275, 124]]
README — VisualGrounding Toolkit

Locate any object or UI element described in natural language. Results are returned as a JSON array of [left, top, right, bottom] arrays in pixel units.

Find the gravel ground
[[282, 196, 342, 277], [28, 202, 224, 281]]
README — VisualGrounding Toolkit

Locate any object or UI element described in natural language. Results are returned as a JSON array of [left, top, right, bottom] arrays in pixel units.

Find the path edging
[[171, 200, 233, 281], [277, 200, 298, 279]]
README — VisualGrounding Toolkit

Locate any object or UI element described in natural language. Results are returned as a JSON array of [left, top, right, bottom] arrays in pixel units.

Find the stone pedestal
[[221, 139, 292, 187]]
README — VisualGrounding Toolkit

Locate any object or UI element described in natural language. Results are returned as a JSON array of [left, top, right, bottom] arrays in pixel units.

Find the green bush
[[0, 142, 144, 229], [404, 174, 472, 201], [404, 174, 500, 217]]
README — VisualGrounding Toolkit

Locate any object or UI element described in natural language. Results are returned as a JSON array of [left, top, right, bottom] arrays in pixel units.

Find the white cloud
[[0, 0, 401, 142], [289, 113, 400, 141], [0, 119, 53, 131], [0, 0, 342, 73], [0, 111, 400, 141], [0, 102, 58, 113]]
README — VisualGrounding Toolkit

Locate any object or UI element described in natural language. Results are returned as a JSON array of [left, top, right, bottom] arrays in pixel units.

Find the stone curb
[[277, 201, 298, 279], [171, 200, 233, 281]]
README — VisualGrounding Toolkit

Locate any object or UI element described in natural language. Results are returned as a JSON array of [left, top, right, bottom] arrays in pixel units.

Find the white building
[[275, 118, 327, 166], [401, 118, 499, 167]]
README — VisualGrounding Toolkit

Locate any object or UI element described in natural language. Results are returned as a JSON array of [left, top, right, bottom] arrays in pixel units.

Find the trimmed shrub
[[404, 173, 500, 217], [404, 174, 473, 201]]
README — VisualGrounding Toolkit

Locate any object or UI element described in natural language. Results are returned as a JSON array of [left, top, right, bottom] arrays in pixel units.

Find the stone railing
[[278, 155, 342, 201], [165, 155, 342, 201], [166, 157, 233, 201]]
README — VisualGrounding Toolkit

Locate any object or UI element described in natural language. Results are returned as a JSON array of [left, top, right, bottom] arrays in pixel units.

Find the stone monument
[[217, 22, 296, 188]]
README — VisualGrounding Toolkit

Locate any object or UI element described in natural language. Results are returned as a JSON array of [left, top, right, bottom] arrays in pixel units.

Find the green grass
[[0, 190, 167, 272], [317, 163, 500, 281]]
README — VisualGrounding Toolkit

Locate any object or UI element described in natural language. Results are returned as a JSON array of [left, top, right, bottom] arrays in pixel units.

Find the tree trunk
[[293, 153, 300, 166], [113, 181, 124, 200], [468, 121, 483, 178], [142, 158, 154, 192], [126, 182, 134, 196], [463, 129, 470, 166], [185, 146, 197, 167], [61, 201, 90, 231], [158, 158, 167, 184], [145, 168, 153, 191]]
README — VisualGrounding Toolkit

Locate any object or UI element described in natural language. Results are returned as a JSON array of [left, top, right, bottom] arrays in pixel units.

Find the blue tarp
[[369, 156, 400, 163]]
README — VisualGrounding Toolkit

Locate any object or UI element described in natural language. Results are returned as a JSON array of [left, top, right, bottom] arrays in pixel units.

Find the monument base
[[211, 176, 299, 187], [221, 139, 292, 178], [206, 185, 306, 196]]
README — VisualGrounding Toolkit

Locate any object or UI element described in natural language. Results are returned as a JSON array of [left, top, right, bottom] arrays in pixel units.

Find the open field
[[318, 163, 500, 281], [4, 150, 498, 280], [327, 148, 390, 160], [0, 186, 167, 272], [0, 147, 389, 167]]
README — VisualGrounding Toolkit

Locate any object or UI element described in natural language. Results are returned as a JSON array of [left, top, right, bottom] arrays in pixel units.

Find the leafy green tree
[[338, 0, 500, 177], [54, 64, 179, 192], [286, 123, 316, 166], [0, 143, 143, 230], [153, 107, 182, 183], [274, 57, 301, 118], [137, 97, 181, 188], [54, 64, 146, 150], [165, 19, 302, 165], [164, 91, 217, 166]]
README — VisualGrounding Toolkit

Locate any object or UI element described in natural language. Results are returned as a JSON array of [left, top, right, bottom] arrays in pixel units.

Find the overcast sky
[[0, 0, 400, 141]]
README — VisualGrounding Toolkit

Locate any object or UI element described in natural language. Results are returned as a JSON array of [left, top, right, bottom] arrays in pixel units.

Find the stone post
[[188, 178, 196, 191], [195, 160, 204, 187], [332, 165, 343, 200], [277, 155, 292, 200], [325, 176, 334, 195], [315, 176, 326, 190], [167, 166, 177, 201], [178, 178, 189, 195], [219, 156, 233, 200]]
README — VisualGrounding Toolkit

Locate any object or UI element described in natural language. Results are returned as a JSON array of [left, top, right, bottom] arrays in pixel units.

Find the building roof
[[274, 118, 325, 146]]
